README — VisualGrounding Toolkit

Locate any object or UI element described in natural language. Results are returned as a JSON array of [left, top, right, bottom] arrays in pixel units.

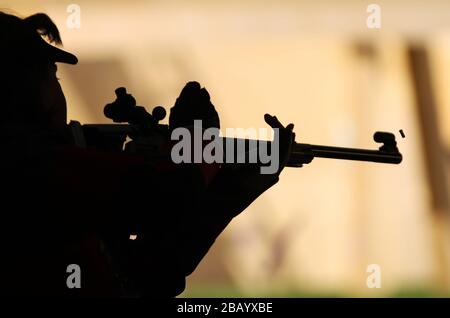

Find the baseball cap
[[0, 11, 78, 65]]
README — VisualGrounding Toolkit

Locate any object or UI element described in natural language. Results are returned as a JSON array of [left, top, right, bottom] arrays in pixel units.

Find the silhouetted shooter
[[0, 11, 294, 297]]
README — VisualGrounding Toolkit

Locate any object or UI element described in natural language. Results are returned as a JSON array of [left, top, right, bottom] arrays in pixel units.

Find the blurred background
[[3, 0, 449, 297]]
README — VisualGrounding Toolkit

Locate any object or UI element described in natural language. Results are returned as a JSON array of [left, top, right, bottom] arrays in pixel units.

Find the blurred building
[[3, 0, 449, 296]]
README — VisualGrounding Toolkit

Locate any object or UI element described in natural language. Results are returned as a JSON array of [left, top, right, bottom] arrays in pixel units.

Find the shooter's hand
[[169, 81, 220, 130], [264, 114, 295, 174]]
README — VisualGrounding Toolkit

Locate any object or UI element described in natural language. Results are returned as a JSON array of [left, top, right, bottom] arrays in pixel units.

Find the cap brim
[[36, 34, 78, 65], [45, 44, 78, 65]]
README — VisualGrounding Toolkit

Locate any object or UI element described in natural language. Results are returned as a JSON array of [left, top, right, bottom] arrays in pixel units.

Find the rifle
[[67, 87, 403, 295], [69, 87, 403, 167]]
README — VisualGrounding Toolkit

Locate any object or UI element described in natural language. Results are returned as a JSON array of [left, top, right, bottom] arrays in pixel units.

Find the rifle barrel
[[220, 138, 402, 166], [306, 144, 402, 164]]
